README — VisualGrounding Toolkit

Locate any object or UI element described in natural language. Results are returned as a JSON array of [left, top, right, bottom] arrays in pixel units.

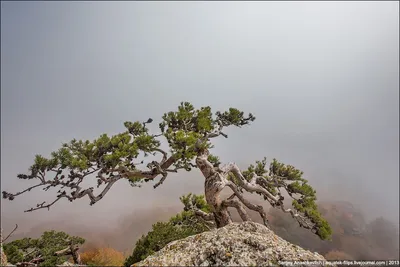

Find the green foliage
[[268, 159, 331, 240], [4, 102, 256, 199], [124, 220, 204, 266], [238, 157, 332, 240], [3, 230, 85, 267], [215, 108, 255, 127], [17, 132, 142, 181], [124, 193, 212, 266], [159, 102, 255, 170], [179, 193, 212, 213], [6, 101, 332, 248], [207, 154, 221, 167], [160, 103, 212, 167], [3, 243, 24, 264]]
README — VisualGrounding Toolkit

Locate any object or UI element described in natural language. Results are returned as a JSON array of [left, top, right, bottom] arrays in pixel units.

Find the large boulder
[[132, 221, 327, 266]]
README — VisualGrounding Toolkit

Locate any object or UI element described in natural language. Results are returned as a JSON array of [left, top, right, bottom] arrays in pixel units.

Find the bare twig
[[2, 224, 18, 242]]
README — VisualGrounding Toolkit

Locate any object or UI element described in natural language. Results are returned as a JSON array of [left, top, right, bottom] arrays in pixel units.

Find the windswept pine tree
[[3, 102, 332, 240]]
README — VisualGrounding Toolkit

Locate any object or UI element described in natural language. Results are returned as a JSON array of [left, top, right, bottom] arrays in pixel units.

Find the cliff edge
[[133, 221, 327, 266]]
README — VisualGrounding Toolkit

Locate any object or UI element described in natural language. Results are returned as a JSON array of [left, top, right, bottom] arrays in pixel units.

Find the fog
[[1, 1, 398, 251]]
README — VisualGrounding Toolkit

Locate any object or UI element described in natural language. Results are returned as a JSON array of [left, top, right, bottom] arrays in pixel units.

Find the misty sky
[[1, 1, 399, 234]]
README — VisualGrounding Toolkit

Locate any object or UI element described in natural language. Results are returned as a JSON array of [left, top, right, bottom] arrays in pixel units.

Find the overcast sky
[[1, 1, 399, 234]]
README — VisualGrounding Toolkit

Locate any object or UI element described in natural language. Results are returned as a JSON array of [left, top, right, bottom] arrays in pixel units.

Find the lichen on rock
[[133, 221, 327, 266]]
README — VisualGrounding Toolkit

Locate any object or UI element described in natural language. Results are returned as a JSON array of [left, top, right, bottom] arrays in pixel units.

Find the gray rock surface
[[56, 263, 86, 267], [133, 221, 327, 266]]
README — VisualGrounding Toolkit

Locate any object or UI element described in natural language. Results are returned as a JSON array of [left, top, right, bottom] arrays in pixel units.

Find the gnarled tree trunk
[[196, 149, 234, 228], [194, 146, 273, 229]]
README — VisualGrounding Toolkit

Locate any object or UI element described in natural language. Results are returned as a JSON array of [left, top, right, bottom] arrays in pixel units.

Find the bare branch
[[153, 148, 168, 164], [54, 246, 77, 256], [119, 155, 176, 180], [193, 209, 215, 222], [5, 147, 177, 213], [30, 256, 44, 264], [203, 123, 227, 140], [54, 244, 81, 264], [227, 193, 236, 201], [2, 183, 46, 200], [279, 206, 315, 229], [22, 248, 39, 259], [153, 173, 168, 189], [222, 198, 250, 222], [222, 163, 318, 231], [16, 255, 45, 267], [181, 193, 215, 222], [2, 223, 18, 242], [24, 176, 121, 212], [226, 181, 270, 228], [222, 162, 279, 203], [25, 197, 64, 213]]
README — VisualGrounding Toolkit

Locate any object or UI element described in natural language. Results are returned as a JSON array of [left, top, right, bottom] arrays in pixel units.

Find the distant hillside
[[268, 200, 399, 260]]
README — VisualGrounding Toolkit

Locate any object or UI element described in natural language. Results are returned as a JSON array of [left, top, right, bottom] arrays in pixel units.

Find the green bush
[[124, 220, 201, 266], [3, 230, 84, 267], [124, 193, 212, 266]]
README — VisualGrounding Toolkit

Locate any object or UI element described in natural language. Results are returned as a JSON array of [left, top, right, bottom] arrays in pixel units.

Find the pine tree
[[3, 230, 85, 267], [3, 102, 332, 240]]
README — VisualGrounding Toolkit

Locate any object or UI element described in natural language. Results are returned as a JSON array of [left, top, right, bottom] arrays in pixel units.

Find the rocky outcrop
[[133, 221, 326, 266], [56, 262, 86, 266]]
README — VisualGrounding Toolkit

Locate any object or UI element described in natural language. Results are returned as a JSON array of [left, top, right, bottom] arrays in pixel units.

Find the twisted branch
[[3, 147, 178, 212], [216, 162, 317, 231]]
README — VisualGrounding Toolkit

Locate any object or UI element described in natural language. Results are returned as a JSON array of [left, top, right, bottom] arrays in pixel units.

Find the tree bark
[[212, 210, 232, 228], [195, 148, 274, 228], [196, 148, 232, 228]]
